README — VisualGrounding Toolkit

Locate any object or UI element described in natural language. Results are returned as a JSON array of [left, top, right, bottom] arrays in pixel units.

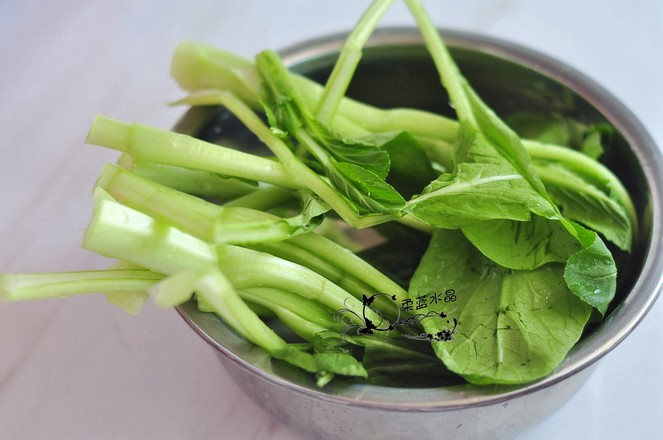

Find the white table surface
[[1, 1, 661, 439]]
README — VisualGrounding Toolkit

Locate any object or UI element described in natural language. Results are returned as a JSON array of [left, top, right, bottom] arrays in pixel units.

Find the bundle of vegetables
[[0, 0, 636, 387]]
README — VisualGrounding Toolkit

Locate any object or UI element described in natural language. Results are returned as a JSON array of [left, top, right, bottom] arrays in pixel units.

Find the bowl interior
[[176, 28, 662, 408]]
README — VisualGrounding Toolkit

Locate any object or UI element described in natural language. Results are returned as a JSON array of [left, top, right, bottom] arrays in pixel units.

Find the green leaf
[[257, 49, 403, 218], [405, 125, 558, 228], [536, 161, 632, 251], [329, 160, 406, 215], [461, 217, 617, 315], [395, 13, 620, 313], [256, 51, 304, 134], [212, 191, 329, 244], [270, 345, 367, 383], [505, 112, 576, 147], [283, 191, 330, 231], [463, 86, 553, 203], [505, 112, 611, 160], [563, 230, 617, 315], [370, 131, 437, 198], [406, 163, 533, 228], [313, 352, 368, 377], [459, 85, 619, 314], [580, 125, 612, 159], [409, 229, 592, 385], [309, 119, 391, 179], [257, 50, 390, 177], [462, 216, 581, 270], [461, 217, 618, 315]]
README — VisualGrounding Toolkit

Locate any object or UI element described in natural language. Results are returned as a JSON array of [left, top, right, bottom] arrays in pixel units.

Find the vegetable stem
[[0, 270, 163, 302], [83, 199, 219, 275], [404, 0, 474, 125], [194, 270, 288, 352], [526, 140, 637, 228], [315, 0, 394, 123], [209, 89, 395, 228], [87, 115, 302, 189]]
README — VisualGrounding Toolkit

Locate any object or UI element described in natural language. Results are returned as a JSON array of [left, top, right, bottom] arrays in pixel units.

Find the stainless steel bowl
[[176, 28, 663, 440]]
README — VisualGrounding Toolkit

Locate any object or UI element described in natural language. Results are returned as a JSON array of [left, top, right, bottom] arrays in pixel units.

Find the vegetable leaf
[[505, 111, 611, 160], [401, 3, 620, 314], [462, 215, 581, 270], [405, 126, 554, 227], [329, 160, 405, 215], [270, 345, 368, 387], [256, 49, 403, 216], [409, 229, 592, 384], [463, 87, 619, 312], [309, 119, 391, 179], [370, 131, 437, 198], [563, 230, 617, 315], [536, 161, 632, 251], [463, 84, 552, 203]]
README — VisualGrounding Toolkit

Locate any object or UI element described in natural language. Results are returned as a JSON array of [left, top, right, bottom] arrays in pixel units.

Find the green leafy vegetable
[[256, 49, 406, 216], [405, 126, 554, 228], [404, 0, 620, 315], [409, 229, 592, 384], [0, 0, 638, 388]]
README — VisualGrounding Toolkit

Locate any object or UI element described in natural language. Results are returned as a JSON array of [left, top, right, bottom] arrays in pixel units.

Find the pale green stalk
[[104, 260, 152, 315], [247, 240, 377, 299], [0, 269, 163, 302], [223, 186, 295, 209], [170, 40, 261, 105], [96, 164, 319, 245], [169, 41, 460, 143], [96, 164, 222, 241], [194, 270, 288, 352], [122, 157, 258, 200], [239, 287, 339, 329], [289, 233, 408, 301], [404, 0, 474, 126], [150, 270, 201, 308], [83, 198, 384, 330], [87, 115, 302, 189], [83, 199, 219, 275], [315, 0, 395, 123], [208, 90, 395, 228], [526, 140, 637, 227], [95, 164, 407, 306], [215, 244, 379, 323], [267, 306, 330, 342]]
